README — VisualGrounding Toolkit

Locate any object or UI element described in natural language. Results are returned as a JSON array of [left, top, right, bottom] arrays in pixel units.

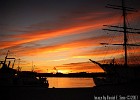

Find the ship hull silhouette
[[89, 59, 140, 86]]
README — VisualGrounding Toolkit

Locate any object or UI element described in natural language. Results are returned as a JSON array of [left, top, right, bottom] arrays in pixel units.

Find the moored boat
[[0, 51, 49, 88]]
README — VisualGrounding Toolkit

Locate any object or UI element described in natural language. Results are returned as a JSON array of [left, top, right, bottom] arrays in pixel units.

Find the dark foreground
[[0, 82, 140, 100]]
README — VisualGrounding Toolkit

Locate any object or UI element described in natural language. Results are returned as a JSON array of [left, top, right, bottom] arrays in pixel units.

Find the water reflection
[[47, 77, 95, 88]]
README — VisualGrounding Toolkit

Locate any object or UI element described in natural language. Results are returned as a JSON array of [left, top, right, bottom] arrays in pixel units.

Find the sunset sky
[[0, 0, 140, 73]]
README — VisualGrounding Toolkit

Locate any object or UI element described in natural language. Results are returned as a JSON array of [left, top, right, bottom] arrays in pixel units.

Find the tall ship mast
[[103, 0, 140, 67], [90, 0, 140, 86]]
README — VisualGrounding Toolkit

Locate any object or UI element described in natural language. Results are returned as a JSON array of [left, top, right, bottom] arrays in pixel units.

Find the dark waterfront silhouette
[[0, 51, 140, 100], [0, 51, 49, 87]]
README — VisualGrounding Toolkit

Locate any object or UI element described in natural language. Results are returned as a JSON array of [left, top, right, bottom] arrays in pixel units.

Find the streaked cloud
[[0, 0, 140, 73]]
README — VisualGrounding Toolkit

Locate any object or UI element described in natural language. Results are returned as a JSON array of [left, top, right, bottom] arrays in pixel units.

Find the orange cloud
[[1, 10, 139, 51], [0, 12, 121, 50], [72, 47, 140, 63], [5, 31, 140, 60], [1, 9, 140, 73], [8, 35, 114, 56]]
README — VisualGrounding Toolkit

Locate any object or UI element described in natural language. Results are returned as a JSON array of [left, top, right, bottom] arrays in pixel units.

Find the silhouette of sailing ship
[[90, 0, 140, 86]]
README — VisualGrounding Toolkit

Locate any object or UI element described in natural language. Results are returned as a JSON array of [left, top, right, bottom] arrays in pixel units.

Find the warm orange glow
[[1, 8, 140, 73], [0, 13, 121, 50]]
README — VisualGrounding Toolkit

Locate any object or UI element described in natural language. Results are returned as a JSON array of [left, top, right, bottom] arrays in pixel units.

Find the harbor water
[[47, 77, 95, 88]]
